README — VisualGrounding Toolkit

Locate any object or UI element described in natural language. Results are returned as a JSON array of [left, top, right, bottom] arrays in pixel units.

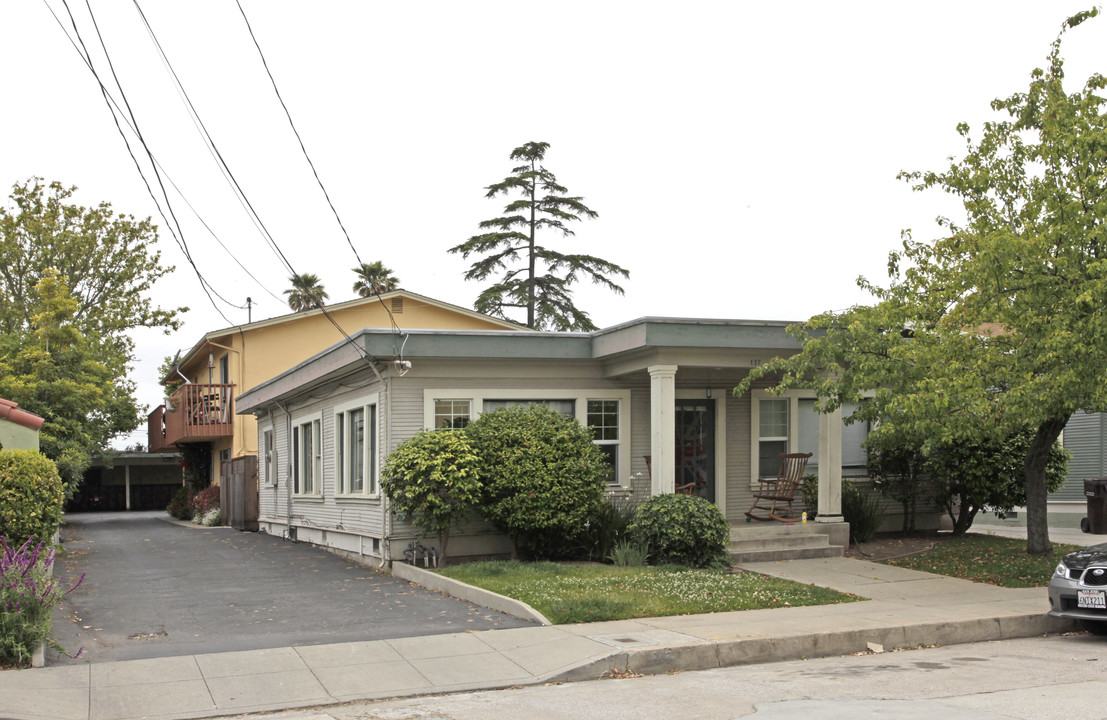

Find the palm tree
[[352, 261, 399, 297], [284, 273, 328, 312]]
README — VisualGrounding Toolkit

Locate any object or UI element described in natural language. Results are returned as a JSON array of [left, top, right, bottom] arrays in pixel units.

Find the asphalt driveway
[[49, 512, 532, 665]]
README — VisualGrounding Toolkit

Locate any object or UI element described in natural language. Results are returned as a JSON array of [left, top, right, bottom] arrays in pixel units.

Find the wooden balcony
[[148, 384, 235, 449]]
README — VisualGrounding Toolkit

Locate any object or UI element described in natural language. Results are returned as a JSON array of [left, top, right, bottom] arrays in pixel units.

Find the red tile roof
[[0, 398, 45, 432]]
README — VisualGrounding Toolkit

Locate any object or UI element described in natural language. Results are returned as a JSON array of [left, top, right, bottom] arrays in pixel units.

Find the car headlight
[[1055, 563, 1069, 577]]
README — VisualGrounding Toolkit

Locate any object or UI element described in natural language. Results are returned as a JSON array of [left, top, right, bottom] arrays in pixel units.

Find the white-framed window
[[261, 426, 275, 486], [335, 395, 379, 497], [750, 390, 870, 483], [292, 412, 322, 496], [423, 389, 630, 486], [434, 399, 471, 429], [587, 399, 620, 485]]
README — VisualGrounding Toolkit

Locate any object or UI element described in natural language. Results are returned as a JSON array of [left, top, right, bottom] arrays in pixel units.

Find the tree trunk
[[1024, 416, 1068, 556]]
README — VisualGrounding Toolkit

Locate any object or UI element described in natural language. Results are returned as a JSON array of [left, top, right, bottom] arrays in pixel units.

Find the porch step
[[727, 524, 844, 563]]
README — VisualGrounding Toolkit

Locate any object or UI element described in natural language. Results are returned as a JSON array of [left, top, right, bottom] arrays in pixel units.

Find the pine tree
[[450, 142, 628, 331]]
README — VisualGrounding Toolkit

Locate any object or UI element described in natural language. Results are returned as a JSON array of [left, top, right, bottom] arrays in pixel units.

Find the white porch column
[[648, 365, 677, 496], [816, 404, 843, 522], [125, 463, 132, 511]]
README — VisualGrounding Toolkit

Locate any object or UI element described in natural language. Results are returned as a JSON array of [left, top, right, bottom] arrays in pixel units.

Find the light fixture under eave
[[394, 360, 412, 376]]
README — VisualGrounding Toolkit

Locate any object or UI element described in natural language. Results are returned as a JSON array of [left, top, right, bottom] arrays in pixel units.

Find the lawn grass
[[438, 561, 861, 624], [882, 534, 1081, 588]]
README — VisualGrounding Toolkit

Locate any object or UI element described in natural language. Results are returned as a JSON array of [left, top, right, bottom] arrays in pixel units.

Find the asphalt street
[[49, 512, 532, 664], [288, 634, 1107, 720]]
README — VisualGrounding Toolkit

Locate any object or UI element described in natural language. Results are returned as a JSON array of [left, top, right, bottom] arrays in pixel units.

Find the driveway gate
[[220, 455, 259, 531]]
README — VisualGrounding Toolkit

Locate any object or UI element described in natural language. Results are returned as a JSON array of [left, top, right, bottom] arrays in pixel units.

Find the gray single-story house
[[235, 317, 860, 564]]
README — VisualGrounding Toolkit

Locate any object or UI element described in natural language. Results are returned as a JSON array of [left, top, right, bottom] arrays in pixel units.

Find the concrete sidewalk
[[2, 543, 1083, 720]]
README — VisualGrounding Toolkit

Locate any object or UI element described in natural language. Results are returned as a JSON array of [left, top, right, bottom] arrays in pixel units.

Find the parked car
[[1048, 543, 1107, 635]]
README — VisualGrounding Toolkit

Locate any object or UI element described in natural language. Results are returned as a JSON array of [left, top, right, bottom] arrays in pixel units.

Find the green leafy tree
[[0, 271, 135, 494], [450, 141, 628, 331], [928, 433, 1068, 536], [382, 429, 482, 566], [352, 261, 399, 297], [284, 273, 328, 312], [738, 10, 1106, 555], [0, 179, 183, 354], [464, 405, 608, 559]]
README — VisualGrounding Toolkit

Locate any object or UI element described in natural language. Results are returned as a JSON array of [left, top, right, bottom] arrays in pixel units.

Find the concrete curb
[[391, 562, 552, 625], [545, 612, 1077, 683]]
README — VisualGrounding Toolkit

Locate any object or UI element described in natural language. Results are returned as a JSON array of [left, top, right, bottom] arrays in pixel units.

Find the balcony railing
[[148, 383, 235, 449]]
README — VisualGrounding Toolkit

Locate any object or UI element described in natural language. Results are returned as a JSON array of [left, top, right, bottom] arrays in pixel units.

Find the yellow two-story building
[[148, 290, 521, 488]]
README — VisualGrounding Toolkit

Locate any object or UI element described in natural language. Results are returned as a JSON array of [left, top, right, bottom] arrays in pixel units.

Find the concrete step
[[729, 543, 844, 563], [727, 526, 844, 563], [728, 533, 830, 552]]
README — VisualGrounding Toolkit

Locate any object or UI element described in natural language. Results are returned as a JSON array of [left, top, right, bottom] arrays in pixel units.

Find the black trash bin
[[1082, 477, 1107, 534]]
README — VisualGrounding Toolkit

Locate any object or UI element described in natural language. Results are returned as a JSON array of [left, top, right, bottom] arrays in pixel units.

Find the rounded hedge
[[0, 449, 66, 547], [629, 493, 730, 568], [464, 405, 607, 559]]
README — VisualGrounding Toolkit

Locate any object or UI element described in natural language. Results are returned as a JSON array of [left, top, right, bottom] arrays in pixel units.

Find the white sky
[[2, 1, 1105, 448]]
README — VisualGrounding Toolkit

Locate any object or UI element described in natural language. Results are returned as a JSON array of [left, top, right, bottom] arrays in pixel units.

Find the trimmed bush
[[629, 493, 730, 568], [464, 406, 608, 560], [0, 449, 65, 548], [382, 429, 483, 566]]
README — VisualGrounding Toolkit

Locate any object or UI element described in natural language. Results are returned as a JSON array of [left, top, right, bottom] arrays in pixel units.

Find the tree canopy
[[0, 180, 181, 493], [736, 10, 1105, 555], [352, 260, 399, 297], [0, 271, 140, 493], [284, 272, 327, 312], [450, 141, 628, 331], [0, 179, 183, 353]]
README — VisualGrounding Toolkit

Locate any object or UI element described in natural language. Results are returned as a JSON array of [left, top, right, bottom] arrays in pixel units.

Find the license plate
[[1078, 589, 1106, 609]]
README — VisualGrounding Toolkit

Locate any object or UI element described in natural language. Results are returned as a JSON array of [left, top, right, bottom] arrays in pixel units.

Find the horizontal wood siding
[[1060, 412, 1106, 502], [725, 390, 753, 522]]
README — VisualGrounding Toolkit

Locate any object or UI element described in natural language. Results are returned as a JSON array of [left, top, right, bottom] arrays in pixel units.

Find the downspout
[[382, 371, 392, 569], [267, 406, 278, 530], [276, 399, 294, 540]]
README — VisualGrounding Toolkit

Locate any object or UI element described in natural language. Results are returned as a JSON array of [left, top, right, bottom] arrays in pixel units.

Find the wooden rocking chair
[[745, 452, 812, 522]]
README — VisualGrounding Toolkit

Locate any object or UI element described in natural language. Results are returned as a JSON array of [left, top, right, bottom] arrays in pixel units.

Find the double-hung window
[[587, 399, 620, 485], [751, 390, 870, 483], [424, 389, 630, 486], [292, 414, 321, 496], [261, 428, 274, 486], [335, 396, 378, 497], [434, 400, 471, 429]]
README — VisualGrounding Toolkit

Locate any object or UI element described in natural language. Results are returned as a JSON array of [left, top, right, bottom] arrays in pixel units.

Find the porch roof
[[235, 316, 803, 414]]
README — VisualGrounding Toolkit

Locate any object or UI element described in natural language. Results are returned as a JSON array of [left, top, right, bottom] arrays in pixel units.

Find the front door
[[675, 400, 715, 502]]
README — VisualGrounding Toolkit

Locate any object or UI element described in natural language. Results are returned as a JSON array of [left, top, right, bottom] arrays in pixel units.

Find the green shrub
[[464, 406, 608, 560], [577, 494, 638, 562], [167, 486, 192, 520], [382, 429, 483, 566], [842, 480, 883, 544], [0, 449, 65, 547], [800, 473, 818, 519], [608, 542, 650, 567], [629, 493, 730, 568]]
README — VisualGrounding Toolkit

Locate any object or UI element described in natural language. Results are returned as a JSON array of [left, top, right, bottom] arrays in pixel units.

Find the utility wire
[[234, 0, 364, 269], [53, 0, 235, 324]]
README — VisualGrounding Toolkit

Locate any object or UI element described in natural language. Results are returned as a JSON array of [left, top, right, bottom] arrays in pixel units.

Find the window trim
[[260, 423, 275, 487], [423, 388, 631, 487], [292, 411, 323, 497], [749, 389, 871, 488], [333, 394, 380, 498]]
